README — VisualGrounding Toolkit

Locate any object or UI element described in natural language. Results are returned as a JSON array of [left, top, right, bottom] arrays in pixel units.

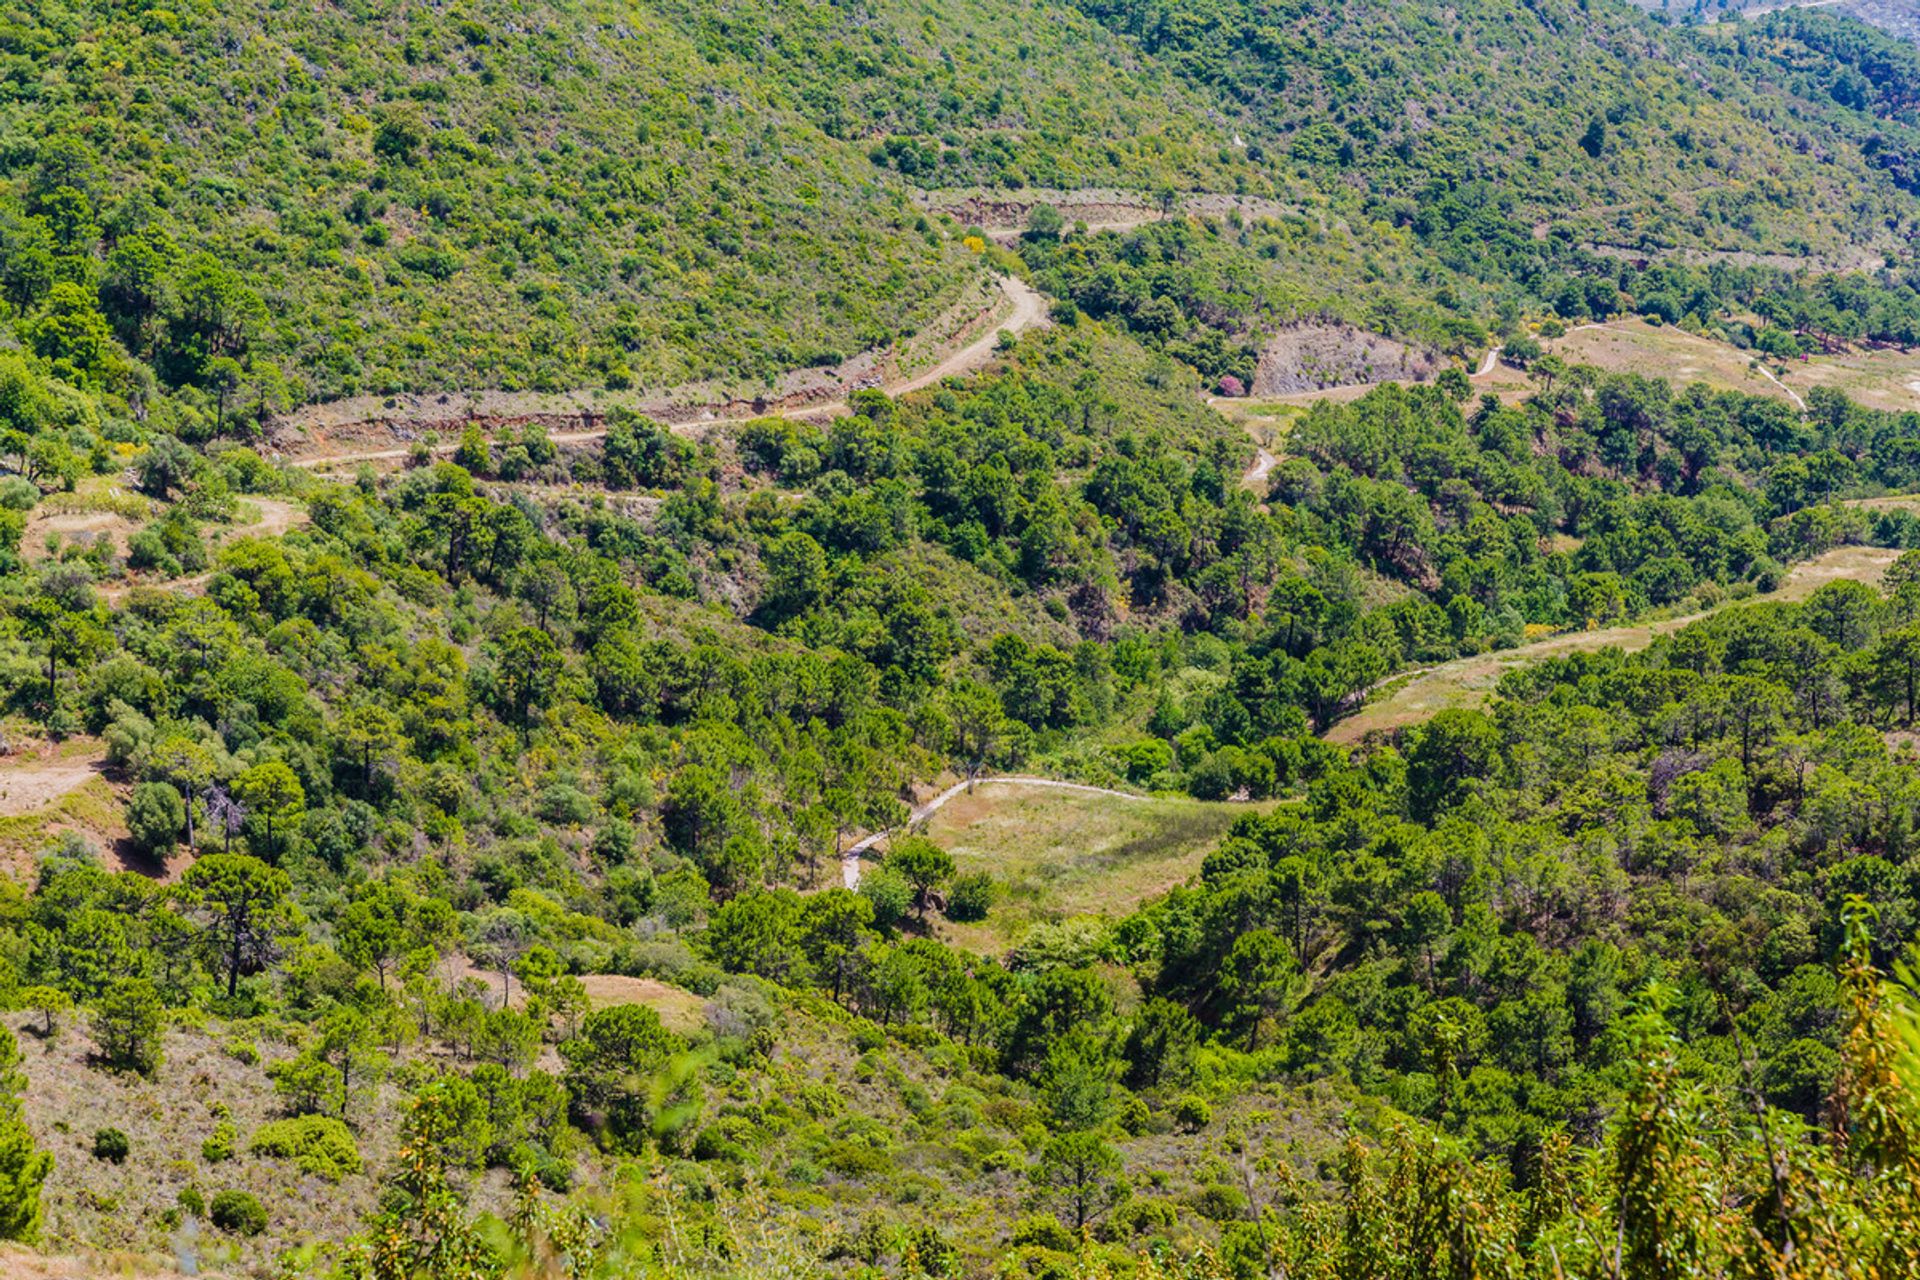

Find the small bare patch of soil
[[0, 756, 104, 819], [1253, 323, 1441, 395]]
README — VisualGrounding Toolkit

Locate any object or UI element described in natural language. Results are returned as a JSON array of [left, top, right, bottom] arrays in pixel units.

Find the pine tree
[[0, 1027, 50, 1242]]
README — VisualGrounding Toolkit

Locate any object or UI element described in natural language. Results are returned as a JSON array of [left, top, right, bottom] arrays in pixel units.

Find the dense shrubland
[[1, 0, 1920, 1272]]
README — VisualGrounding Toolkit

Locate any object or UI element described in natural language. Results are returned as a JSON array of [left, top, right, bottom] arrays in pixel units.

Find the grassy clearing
[[1330, 542, 1903, 742], [1544, 317, 1920, 415], [1548, 319, 1796, 402], [922, 784, 1269, 952], [576, 976, 708, 1037]]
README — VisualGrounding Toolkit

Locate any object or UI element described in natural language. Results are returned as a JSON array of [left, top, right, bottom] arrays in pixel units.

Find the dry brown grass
[[0, 1243, 217, 1278], [12, 1015, 394, 1275], [1541, 318, 1920, 416], [1548, 319, 1799, 403], [921, 785, 1270, 952], [576, 976, 708, 1036], [1330, 542, 1903, 743]]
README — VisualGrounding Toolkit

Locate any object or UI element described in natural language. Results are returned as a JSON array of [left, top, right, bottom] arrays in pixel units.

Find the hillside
[[7, 0, 1920, 426], [5, 0, 1920, 1277]]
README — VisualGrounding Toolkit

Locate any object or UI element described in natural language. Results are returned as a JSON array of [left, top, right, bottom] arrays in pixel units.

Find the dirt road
[[1244, 448, 1277, 489], [1328, 541, 1904, 743], [98, 498, 309, 603], [892, 276, 1047, 395], [843, 775, 1150, 888], [287, 277, 1047, 475]]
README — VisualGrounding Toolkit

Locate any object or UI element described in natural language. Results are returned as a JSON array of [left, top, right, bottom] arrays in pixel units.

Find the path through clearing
[[1245, 448, 1277, 488], [1328, 541, 1904, 743], [287, 276, 1047, 474], [0, 755, 106, 818], [98, 498, 309, 603], [1753, 360, 1808, 411], [843, 775, 1151, 888]]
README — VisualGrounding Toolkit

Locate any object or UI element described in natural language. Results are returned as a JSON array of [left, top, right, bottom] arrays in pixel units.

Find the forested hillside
[[5, 0, 1920, 1276]]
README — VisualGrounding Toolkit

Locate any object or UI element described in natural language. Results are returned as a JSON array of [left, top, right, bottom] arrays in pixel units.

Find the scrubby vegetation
[[4, 0, 1920, 1274]]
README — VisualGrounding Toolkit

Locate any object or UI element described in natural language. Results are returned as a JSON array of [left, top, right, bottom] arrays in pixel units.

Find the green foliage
[[125, 782, 184, 859], [89, 1128, 127, 1164], [0, 1029, 48, 1244], [91, 979, 164, 1077], [201, 1121, 235, 1164], [208, 1189, 267, 1237], [4, 1, 1920, 1269], [248, 1116, 362, 1181]]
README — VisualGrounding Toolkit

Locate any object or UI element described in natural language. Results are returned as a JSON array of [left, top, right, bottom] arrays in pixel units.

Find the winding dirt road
[[288, 277, 1048, 474], [842, 775, 1151, 888]]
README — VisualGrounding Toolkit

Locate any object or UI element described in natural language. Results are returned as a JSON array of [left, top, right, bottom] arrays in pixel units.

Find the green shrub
[[1116, 1093, 1152, 1136], [91, 1128, 129, 1163], [177, 1186, 205, 1218], [125, 782, 184, 858], [209, 1189, 267, 1236], [1188, 1181, 1247, 1222], [1010, 1213, 1075, 1251], [1110, 1195, 1180, 1238], [201, 1121, 235, 1163], [946, 872, 996, 922], [1174, 1095, 1211, 1132], [248, 1115, 361, 1180]]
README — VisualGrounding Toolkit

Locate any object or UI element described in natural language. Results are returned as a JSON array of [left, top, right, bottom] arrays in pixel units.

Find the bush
[[177, 1186, 205, 1219], [1174, 1095, 1211, 1132], [125, 782, 184, 858], [209, 1189, 267, 1236], [946, 872, 996, 922], [1189, 1181, 1248, 1222], [0, 477, 37, 511], [201, 1121, 235, 1163], [248, 1115, 361, 1180], [1109, 1195, 1179, 1238], [858, 866, 912, 932], [1010, 1213, 1076, 1252], [91, 1127, 128, 1163]]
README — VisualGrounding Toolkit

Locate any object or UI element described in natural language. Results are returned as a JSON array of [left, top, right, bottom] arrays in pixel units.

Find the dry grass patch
[[13, 1016, 398, 1275], [576, 975, 708, 1036], [1547, 319, 1793, 401], [921, 785, 1267, 952], [1330, 542, 1903, 743]]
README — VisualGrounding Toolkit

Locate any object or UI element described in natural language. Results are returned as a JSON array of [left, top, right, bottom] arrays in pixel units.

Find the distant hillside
[[0, 0, 982, 404], [5, 0, 1920, 420]]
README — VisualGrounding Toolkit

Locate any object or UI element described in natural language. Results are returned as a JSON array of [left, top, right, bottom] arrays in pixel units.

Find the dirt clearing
[[1253, 323, 1441, 396]]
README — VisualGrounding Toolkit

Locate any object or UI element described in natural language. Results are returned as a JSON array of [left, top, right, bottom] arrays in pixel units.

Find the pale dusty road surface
[[892, 276, 1047, 394], [0, 757, 106, 817], [842, 775, 1150, 888], [1329, 541, 1904, 743], [288, 276, 1048, 474], [1244, 448, 1277, 489]]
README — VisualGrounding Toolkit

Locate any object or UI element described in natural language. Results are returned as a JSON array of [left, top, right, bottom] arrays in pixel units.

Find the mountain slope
[[6, 0, 1920, 424], [0, 0, 977, 402]]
